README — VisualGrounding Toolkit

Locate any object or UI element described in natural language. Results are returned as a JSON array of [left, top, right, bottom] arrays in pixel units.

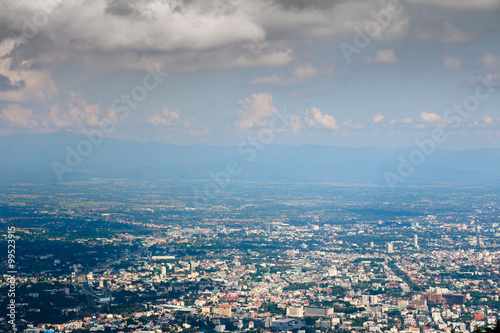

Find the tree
[[474, 320, 500, 333]]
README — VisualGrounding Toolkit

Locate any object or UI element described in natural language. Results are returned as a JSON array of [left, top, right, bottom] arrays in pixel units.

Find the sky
[[0, 0, 500, 148]]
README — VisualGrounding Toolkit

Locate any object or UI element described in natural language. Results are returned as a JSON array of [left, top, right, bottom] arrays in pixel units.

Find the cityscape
[[1, 181, 499, 332], [1, 0, 500, 333]]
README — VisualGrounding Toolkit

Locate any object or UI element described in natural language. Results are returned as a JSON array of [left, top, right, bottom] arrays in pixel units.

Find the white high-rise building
[[387, 242, 394, 253], [413, 234, 418, 248], [161, 266, 167, 276]]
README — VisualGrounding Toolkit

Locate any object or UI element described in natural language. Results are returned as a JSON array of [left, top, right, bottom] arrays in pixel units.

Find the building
[[152, 256, 176, 260], [190, 261, 198, 273], [316, 319, 333, 329], [287, 306, 304, 317], [305, 307, 334, 317], [387, 242, 394, 253], [413, 234, 418, 248], [272, 318, 305, 331], [214, 305, 232, 317]]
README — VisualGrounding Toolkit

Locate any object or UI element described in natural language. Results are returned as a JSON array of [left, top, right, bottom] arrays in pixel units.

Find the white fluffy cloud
[[235, 92, 277, 129], [363, 49, 398, 65], [0, 104, 37, 127], [373, 113, 385, 123], [343, 119, 363, 129], [0, 0, 298, 71], [46, 1, 266, 53], [420, 112, 442, 123], [483, 116, 494, 124], [49, 92, 116, 128], [306, 107, 338, 130], [147, 107, 181, 126], [401, 118, 414, 124], [444, 55, 462, 70]]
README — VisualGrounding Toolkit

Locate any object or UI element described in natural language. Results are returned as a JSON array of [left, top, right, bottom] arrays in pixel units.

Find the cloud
[[443, 55, 462, 70], [49, 92, 116, 128], [390, 117, 414, 125], [401, 118, 414, 124], [466, 54, 500, 88], [234, 48, 294, 68], [289, 115, 301, 134], [189, 126, 210, 136], [272, 0, 344, 11], [420, 112, 442, 123], [414, 23, 477, 44], [0, 0, 411, 72], [0, 104, 37, 127], [248, 75, 283, 86], [478, 53, 500, 72], [373, 113, 385, 123], [50, 1, 267, 53], [363, 49, 398, 65], [343, 119, 363, 129], [147, 107, 181, 126], [482, 116, 494, 124], [248, 63, 334, 86], [410, 0, 500, 11], [0, 0, 296, 71], [467, 73, 500, 87], [235, 92, 277, 129], [291, 63, 325, 78], [261, 0, 411, 41], [306, 107, 338, 130], [0, 38, 58, 102], [1, 0, 489, 74]]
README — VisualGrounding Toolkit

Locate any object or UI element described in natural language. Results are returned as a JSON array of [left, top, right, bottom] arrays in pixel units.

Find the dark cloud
[[272, 0, 345, 11], [105, 0, 141, 17], [0, 75, 25, 92]]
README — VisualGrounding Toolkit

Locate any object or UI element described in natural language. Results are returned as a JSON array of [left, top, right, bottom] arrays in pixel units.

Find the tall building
[[475, 219, 481, 249], [413, 234, 418, 248], [387, 242, 394, 253], [190, 261, 198, 273]]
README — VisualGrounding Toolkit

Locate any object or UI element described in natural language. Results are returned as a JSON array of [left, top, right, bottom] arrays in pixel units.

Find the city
[[1, 180, 499, 332], [1, 0, 500, 332]]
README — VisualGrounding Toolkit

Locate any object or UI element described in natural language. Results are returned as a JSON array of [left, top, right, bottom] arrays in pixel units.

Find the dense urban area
[[1, 180, 500, 333]]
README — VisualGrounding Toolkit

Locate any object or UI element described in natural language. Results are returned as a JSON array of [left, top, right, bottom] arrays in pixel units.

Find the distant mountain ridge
[[1, 130, 499, 185]]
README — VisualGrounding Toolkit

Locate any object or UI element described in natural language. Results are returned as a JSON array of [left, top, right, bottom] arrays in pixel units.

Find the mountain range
[[1, 130, 499, 185]]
